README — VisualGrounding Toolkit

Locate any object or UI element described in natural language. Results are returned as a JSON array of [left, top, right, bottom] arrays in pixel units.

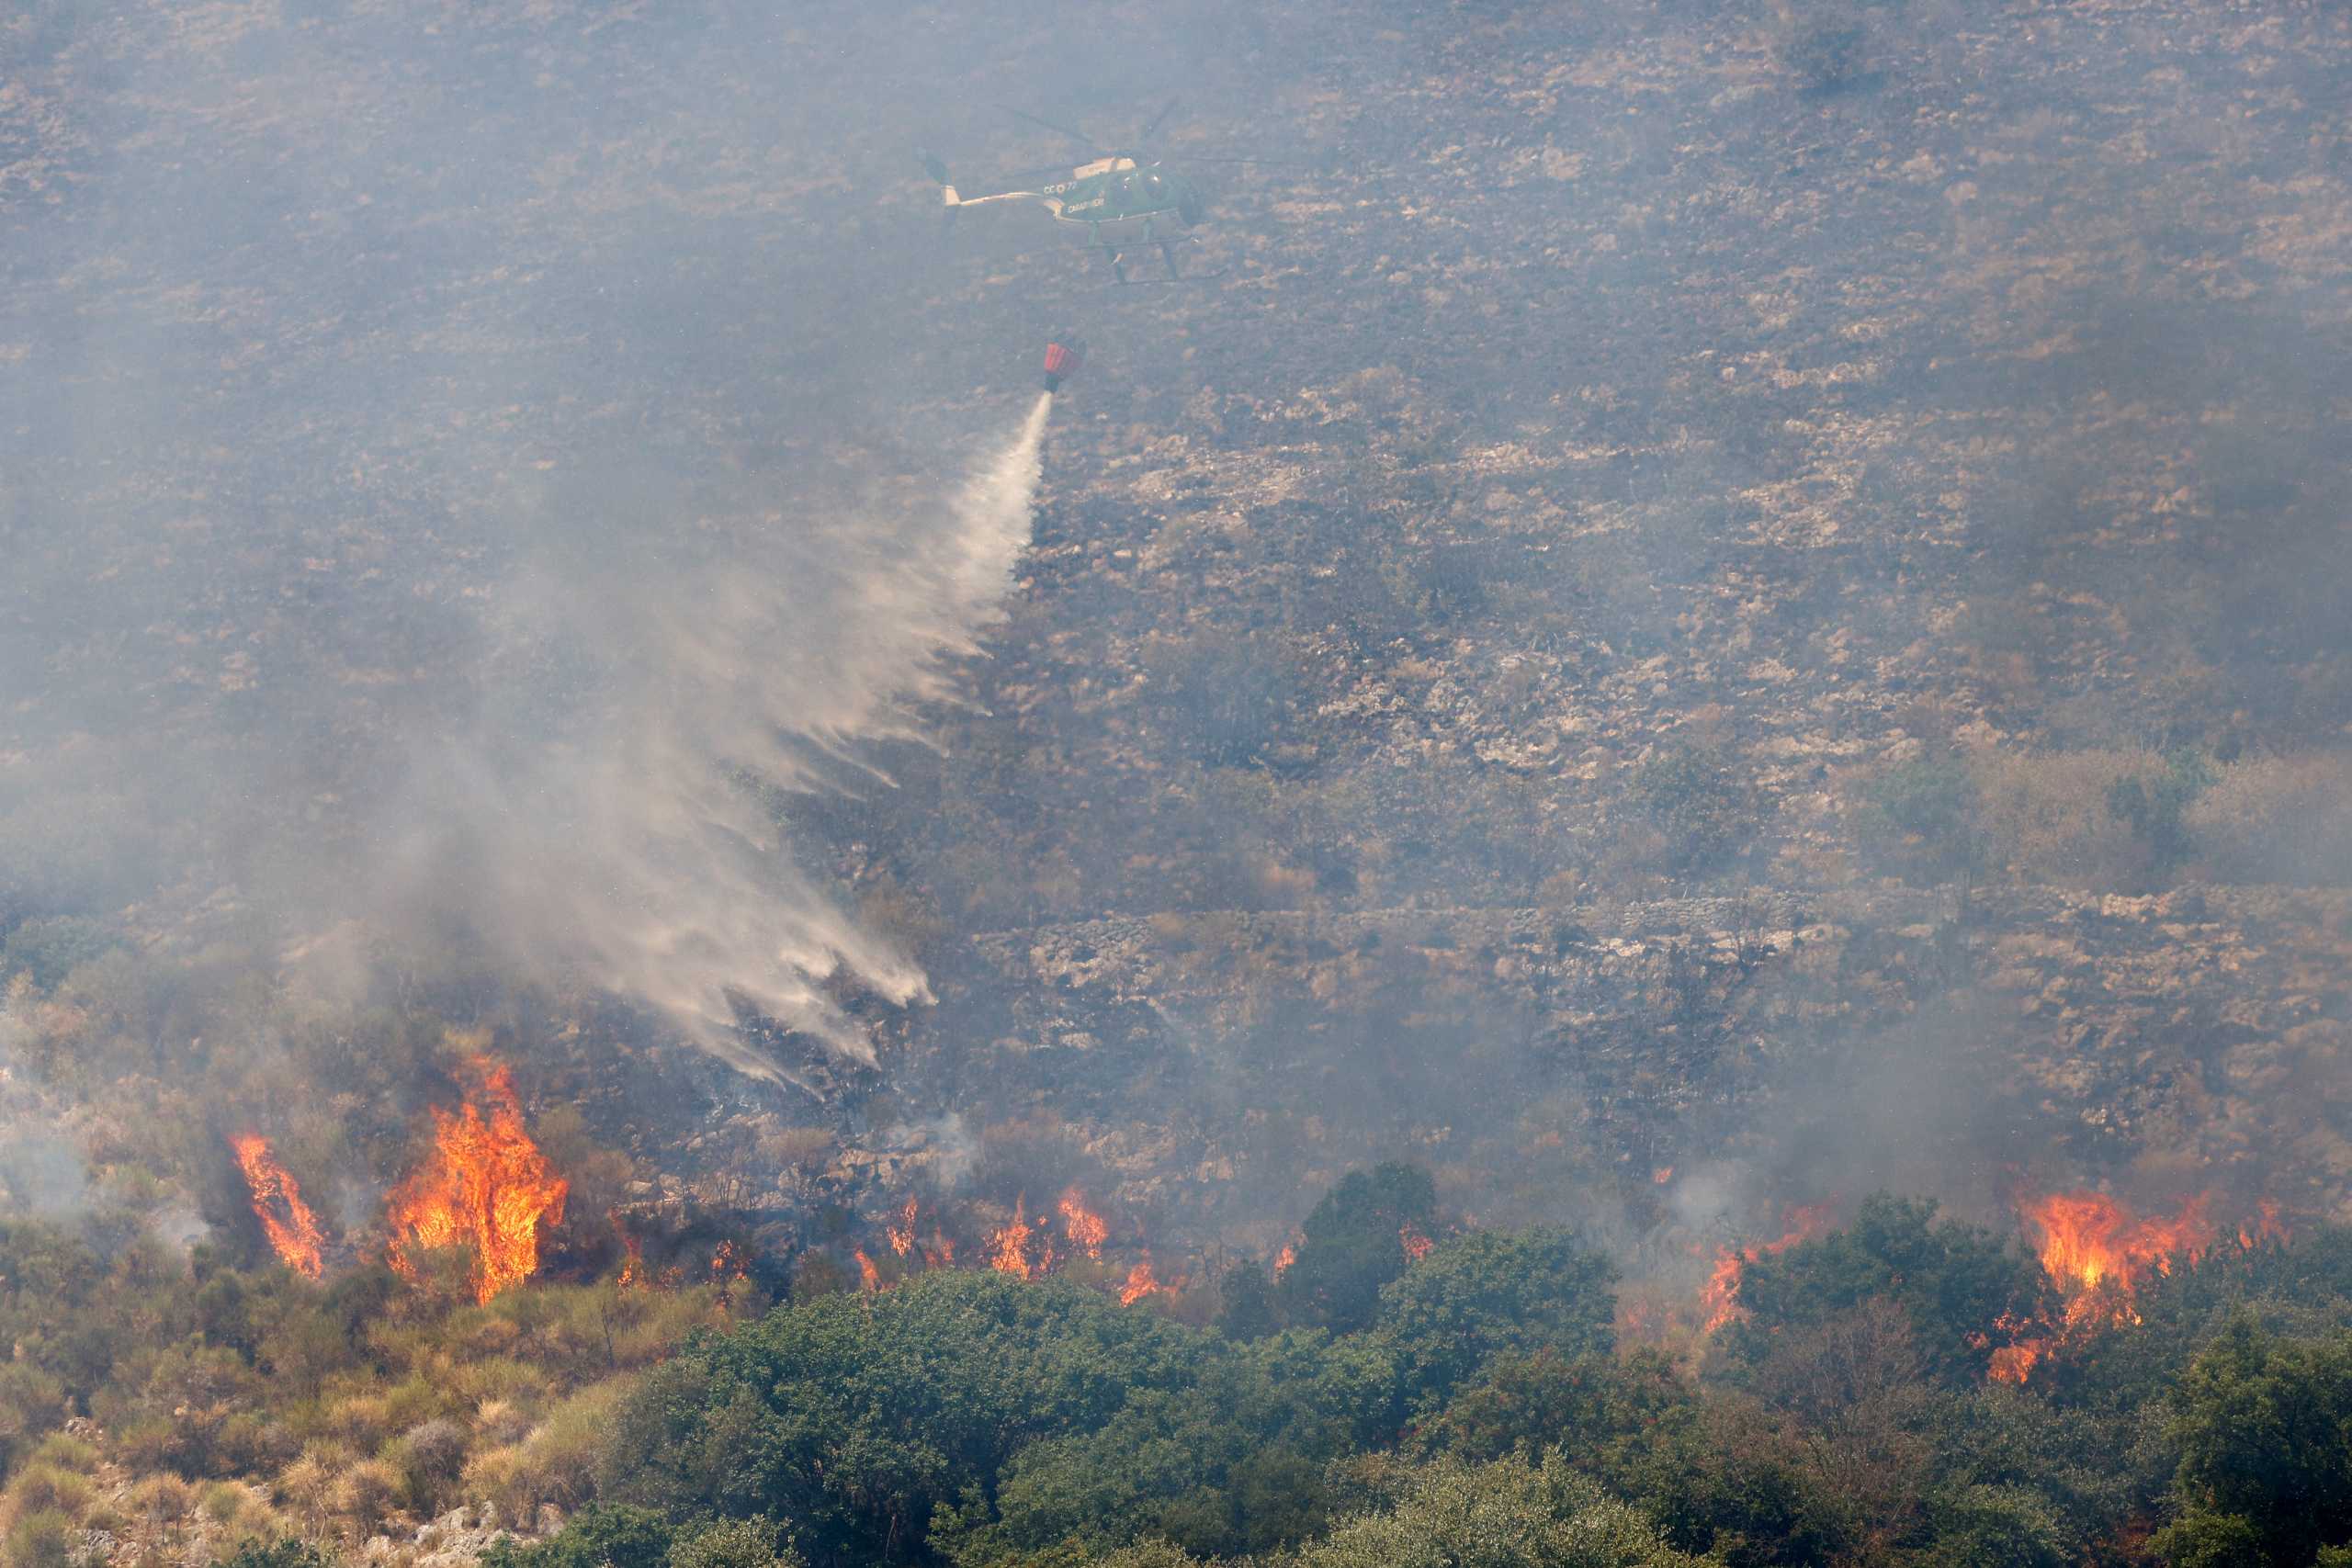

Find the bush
[[1374, 1230, 1616, 1412], [1852, 757, 1983, 881], [461, 1377, 635, 1524], [1721, 1195, 2051, 1386], [330, 1457, 401, 1536], [666, 1515, 805, 1568], [482, 1502, 674, 1568], [130, 1471, 196, 1524], [1781, 8, 1867, 90], [3, 1508, 76, 1568], [8, 1460, 96, 1515], [2186, 754, 2352, 885], [1628, 747, 1752, 875], [24, 1431, 97, 1473], [1291, 1452, 1708, 1568], [2154, 1315, 2352, 1567], [1279, 1164, 1441, 1335], [1972, 749, 2169, 887]]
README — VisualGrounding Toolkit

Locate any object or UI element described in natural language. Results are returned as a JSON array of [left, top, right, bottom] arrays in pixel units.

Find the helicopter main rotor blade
[[1006, 107, 1105, 153], [1138, 96, 1181, 143]]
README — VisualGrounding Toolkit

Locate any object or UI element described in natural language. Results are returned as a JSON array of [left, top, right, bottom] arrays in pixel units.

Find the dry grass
[[2187, 755, 2352, 885]]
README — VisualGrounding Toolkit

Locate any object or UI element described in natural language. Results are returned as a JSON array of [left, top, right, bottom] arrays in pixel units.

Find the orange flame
[[1653, 1167, 1675, 1185], [1119, 1254, 1169, 1306], [2020, 1190, 2216, 1330], [989, 1196, 1040, 1280], [924, 1228, 956, 1269], [611, 1212, 643, 1290], [1058, 1190, 1108, 1260], [386, 1059, 569, 1304], [1399, 1224, 1435, 1264], [1273, 1243, 1295, 1279], [1702, 1203, 1837, 1335], [2238, 1198, 2289, 1251], [1988, 1340, 2043, 1384], [888, 1198, 920, 1258], [230, 1134, 325, 1280], [711, 1240, 747, 1281], [854, 1248, 881, 1292]]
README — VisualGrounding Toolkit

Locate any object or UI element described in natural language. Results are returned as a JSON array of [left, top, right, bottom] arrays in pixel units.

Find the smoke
[[379, 392, 1057, 1077]]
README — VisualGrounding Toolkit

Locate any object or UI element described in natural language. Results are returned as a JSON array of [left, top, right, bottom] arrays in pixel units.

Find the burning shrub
[[1718, 1195, 2052, 1386], [1278, 1163, 1441, 1334]]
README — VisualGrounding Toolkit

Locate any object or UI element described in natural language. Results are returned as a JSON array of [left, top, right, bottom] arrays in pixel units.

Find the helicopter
[[920, 101, 1258, 284]]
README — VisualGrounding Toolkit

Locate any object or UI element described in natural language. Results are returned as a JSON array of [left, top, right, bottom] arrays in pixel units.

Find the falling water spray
[[421, 392, 1062, 1085]]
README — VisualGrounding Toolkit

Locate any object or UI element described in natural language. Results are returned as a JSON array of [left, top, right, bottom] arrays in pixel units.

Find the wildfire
[[611, 1213, 644, 1290], [385, 1059, 569, 1304], [854, 1248, 882, 1292], [1058, 1190, 1108, 1260], [989, 1196, 1041, 1280], [888, 1198, 920, 1258], [1119, 1254, 1170, 1306], [2240, 1198, 2289, 1251], [1399, 1224, 1435, 1264], [1991, 1190, 2288, 1383], [1702, 1203, 1837, 1335], [230, 1134, 325, 1280], [924, 1229, 956, 1269], [711, 1240, 747, 1281], [2021, 1190, 2216, 1329], [1988, 1340, 2042, 1385], [1274, 1243, 1295, 1279]]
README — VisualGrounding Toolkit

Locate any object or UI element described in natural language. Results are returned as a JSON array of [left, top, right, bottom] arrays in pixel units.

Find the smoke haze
[[2, 0, 2348, 1280]]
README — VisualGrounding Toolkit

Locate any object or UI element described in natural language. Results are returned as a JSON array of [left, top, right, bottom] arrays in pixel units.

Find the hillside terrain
[[2, 0, 2350, 1562]]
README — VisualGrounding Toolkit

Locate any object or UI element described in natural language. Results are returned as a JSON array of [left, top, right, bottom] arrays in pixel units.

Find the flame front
[[1399, 1224, 1435, 1264], [2022, 1190, 2216, 1329], [1119, 1254, 1169, 1305], [854, 1247, 881, 1292], [1273, 1243, 1295, 1279], [1702, 1203, 1837, 1335], [386, 1059, 569, 1304], [1059, 1190, 1108, 1260], [989, 1196, 1039, 1280], [230, 1134, 325, 1280], [888, 1198, 920, 1258]]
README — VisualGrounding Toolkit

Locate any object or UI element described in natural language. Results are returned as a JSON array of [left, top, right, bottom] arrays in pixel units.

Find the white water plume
[[390, 394, 1056, 1084]]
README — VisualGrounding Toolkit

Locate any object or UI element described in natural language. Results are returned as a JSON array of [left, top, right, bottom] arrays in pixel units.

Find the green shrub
[[3, 1507, 76, 1568], [666, 1515, 805, 1568], [1278, 1163, 1440, 1335]]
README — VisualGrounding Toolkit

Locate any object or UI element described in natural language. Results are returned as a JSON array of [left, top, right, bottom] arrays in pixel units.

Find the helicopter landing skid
[[1095, 233, 1216, 287]]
